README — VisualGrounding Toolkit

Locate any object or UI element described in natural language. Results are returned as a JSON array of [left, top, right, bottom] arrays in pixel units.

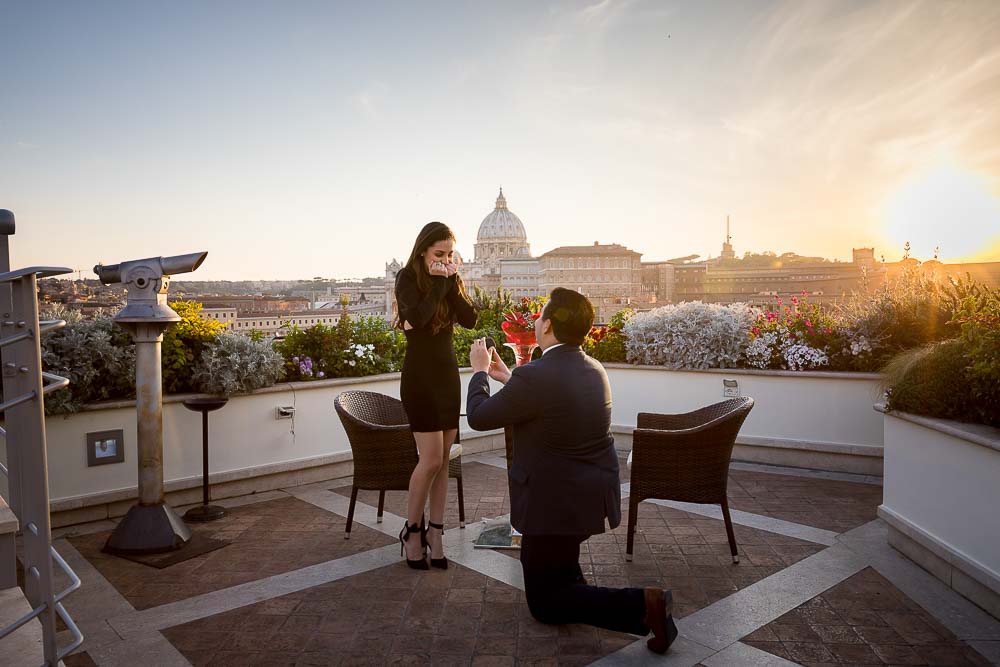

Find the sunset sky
[[2, 1, 999, 280]]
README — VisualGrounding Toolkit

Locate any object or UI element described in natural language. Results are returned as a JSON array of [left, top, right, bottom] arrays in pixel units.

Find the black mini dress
[[395, 266, 478, 432]]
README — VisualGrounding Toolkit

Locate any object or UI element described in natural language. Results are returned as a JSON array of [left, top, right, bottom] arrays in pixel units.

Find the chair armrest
[[637, 411, 699, 431]]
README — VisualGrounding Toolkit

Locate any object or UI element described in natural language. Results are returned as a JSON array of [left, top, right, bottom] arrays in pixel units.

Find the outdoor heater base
[[184, 504, 227, 522], [104, 504, 192, 555]]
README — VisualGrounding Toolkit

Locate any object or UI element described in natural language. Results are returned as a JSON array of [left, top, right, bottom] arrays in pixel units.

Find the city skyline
[[3, 1, 1000, 280]]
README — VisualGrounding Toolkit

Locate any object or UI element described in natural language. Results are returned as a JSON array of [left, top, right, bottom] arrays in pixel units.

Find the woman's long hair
[[395, 221, 471, 334]]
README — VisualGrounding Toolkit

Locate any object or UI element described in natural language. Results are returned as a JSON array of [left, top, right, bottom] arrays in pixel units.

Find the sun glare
[[883, 163, 1000, 261]]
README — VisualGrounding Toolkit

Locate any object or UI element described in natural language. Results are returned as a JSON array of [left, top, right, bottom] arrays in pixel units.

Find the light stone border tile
[[51, 538, 133, 654], [969, 640, 1000, 664], [623, 481, 839, 547], [701, 641, 802, 667], [284, 485, 404, 541], [838, 520, 1000, 642], [644, 498, 840, 547], [107, 543, 402, 638], [679, 543, 868, 650], [446, 534, 524, 590], [590, 635, 716, 666], [729, 460, 883, 486], [79, 630, 192, 667], [462, 453, 508, 469], [289, 481, 523, 586]]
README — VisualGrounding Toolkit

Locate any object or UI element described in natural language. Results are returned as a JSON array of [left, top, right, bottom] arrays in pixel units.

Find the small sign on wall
[[86, 430, 125, 466]]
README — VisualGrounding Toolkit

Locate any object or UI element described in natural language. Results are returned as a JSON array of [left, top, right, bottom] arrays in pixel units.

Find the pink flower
[[805, 320, 813, 327], [751, 327, 760, 335], [776, 298, 783, 305], [801, 290, 808, 296], [791, 297, 799, 305]]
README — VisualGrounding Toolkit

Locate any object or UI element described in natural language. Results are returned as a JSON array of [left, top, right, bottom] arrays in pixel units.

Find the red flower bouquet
[[500, 297, 545, 364]]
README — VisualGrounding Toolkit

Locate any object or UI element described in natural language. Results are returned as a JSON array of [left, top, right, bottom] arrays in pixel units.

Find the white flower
[[780, 342, 829, 371], [745, 332, 778, 368], [348, 360, 356, 366], [849, 335, 872, 356]]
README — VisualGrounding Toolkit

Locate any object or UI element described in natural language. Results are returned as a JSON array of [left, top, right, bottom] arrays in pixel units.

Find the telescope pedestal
[[104, 504, 191, 555]]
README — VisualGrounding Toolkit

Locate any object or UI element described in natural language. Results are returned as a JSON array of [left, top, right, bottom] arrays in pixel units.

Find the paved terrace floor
[[32, 453, 1000, 666]]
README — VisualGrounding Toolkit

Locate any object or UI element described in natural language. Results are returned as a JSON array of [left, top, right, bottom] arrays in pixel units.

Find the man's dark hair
[[542, 288, 594, 346]]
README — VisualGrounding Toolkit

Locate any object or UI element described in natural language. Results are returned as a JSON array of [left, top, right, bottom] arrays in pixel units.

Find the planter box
[[606, 366, 884, 475], [1, 366, 884, 527], [878, 406, 1000, 619]]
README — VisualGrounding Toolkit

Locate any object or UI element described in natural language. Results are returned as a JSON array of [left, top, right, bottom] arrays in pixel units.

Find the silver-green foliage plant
[[40, 305, 136, 414], [193, 332, 284, 396], [624, 301, 757, 369]]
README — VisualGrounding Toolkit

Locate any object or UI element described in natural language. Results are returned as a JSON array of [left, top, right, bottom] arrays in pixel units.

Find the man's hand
[[470, 338, 492, 373], [488, 347, 512, 385]]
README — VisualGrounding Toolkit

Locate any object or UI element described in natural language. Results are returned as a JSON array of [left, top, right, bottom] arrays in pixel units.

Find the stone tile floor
[[332, 461, 512, 530], [161, 562, 636, 666], [726, 470, 883, 533], [743, 567, 991, 666], [44, 451, 1000, 666], [68, 496, 396, 610]]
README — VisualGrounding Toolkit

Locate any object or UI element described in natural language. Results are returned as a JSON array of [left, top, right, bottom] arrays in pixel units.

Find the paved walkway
[[44, 452, 1000, 666]]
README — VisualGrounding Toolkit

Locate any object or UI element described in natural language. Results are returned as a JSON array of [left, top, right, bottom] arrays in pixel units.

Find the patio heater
[[96, 252, 208, 554]]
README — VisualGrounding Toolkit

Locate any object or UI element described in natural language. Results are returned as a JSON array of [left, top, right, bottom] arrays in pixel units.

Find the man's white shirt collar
[[541, 343, 564, 356]]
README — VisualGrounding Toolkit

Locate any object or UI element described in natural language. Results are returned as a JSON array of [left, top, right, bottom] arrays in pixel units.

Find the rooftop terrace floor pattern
[[42, 452, 1000, 666]]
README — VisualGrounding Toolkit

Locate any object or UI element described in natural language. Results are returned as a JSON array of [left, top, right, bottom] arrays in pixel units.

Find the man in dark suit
[[467, 288, 677, 654]]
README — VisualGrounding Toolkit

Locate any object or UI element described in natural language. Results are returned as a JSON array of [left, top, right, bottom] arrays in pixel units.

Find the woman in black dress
[[395, 222, 478, 569]]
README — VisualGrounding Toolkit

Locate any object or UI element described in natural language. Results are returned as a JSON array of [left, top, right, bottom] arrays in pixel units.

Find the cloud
[[349, 82, 389, 118]]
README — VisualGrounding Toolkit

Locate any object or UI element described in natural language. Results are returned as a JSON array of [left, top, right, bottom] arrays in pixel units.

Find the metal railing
[[0, 212, 83, 665]]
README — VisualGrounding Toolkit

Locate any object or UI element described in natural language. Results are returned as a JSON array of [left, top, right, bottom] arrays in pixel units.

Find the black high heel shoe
[[423, 520, 448, 570], [399, 521, 428, 570]]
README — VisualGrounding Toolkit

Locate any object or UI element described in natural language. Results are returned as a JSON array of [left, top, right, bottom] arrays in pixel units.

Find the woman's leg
[[425, 428, 457, 559], [405, 431, 445, 560]]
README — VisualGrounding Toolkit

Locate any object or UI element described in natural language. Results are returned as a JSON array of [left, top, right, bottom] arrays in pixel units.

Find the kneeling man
[[467, 288, 676, 654]]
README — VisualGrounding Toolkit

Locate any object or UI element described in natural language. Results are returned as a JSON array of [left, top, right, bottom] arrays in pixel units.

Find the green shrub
[[274, 320, 347, 381], [453, 324, 516, 368], [40, 306, 135, 414], [162, 301, 226, 393], [838, 267, 953, 369], [351, 315, 407, 374], [948, 279, 1000, 425], [583, 309, 633, 363], [882, 340, 975, 423], [468, 286, 514, 330]]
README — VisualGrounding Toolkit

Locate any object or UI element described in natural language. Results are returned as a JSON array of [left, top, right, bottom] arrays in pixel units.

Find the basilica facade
[[383, 189, 645, 322]]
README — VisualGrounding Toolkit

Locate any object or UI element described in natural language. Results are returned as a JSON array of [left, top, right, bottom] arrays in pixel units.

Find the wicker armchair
[[334, 390, 465, 539], [626, 397, 754, 563]]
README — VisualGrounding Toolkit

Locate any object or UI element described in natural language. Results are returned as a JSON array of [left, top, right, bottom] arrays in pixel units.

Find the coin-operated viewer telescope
[[95, 252, 207, 554]]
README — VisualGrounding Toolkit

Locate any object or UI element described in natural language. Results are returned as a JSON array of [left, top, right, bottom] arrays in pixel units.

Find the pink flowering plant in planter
[[501, 296, 546, 346], [501, 297, 544, 333], [746, 293, 843, 371], [583, 309, 633, 363]]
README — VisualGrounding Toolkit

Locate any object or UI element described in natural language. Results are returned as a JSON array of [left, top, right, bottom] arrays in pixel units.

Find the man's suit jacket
[[466, 344, 621, 536]]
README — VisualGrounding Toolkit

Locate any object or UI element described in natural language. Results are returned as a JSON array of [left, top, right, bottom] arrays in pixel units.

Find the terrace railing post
[[8, 272, 59, 663], [0, 210, 21, 520]]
